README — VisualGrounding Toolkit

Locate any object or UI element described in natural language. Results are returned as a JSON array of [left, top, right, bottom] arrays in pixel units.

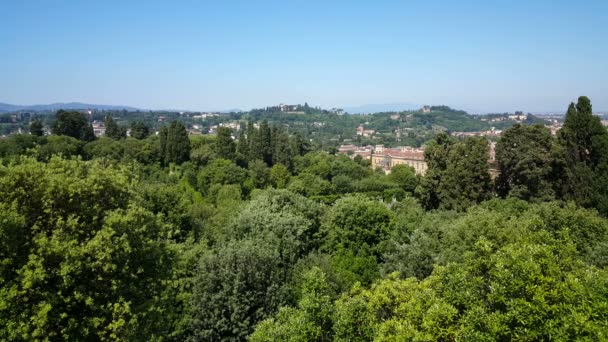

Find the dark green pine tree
[[160, 121, 191, 165], [29, 118, 44, 137], [247, 121, 262, 162], [290, 133, 310, 157], [173, 121, 191, 164], [104, 115, 126, 139], [258, 120, 273, 165], [557, 96, 608, 214], [159, 125, 169, 164], [215, 126, 236, 160], [81, 123, 96, 142], [496, 124, 557, 202], [236, 127, 249, 161], [272, 127, 293, 168], [52, 110, 96, 141]]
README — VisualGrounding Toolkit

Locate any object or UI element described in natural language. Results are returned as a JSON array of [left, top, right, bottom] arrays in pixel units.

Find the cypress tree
[[272, 128, 293, 168], [258, 120, 272, 165], [248, 121, 262, 162], [236, 127, 249, 160], [159, 125, 169, 165], [104, 115, 125, 139], [173, 121, 191, 164], [160, 121, 191, 165], [29, 118, 44, 137], [557, 96, 608, 214], [81, 123, 96, 142]]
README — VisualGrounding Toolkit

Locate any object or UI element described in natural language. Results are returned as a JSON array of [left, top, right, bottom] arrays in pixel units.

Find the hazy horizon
[[1, 99, 605, 116], [2, 0, 607, 113]]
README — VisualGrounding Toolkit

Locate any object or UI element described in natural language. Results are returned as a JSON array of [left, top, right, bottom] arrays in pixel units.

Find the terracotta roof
[[375, 148, 425, 160]]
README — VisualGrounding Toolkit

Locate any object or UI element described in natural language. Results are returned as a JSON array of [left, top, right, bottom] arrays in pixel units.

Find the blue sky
[[1, 0, 607, 113]]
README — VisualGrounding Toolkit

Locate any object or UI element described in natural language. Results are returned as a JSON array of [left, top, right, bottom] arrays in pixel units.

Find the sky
[[1, 0, 607, 113]]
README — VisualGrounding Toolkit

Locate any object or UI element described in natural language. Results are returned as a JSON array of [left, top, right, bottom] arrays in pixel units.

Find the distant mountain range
[[0, 102, 141, 113], [342, 102, 421, 114]]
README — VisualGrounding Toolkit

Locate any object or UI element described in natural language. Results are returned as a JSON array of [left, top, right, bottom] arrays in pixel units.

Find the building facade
[[370, 145, 427, 175]]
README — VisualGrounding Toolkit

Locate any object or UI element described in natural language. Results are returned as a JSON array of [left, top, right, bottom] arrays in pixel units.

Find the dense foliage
[[0, 98, 607, 341]]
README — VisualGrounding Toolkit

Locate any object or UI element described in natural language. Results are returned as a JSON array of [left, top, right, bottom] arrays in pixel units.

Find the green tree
[[0, 157, 174, 341], [129, 120, 150, 139], [0, 134, 38, 158], [290, 133, 310, 158], [270, 163, 291, 189], [557, 96, 608, 214], [236, 127, 249, 163], [83, 137, 124, 160], [104, 115, 126, 139], [321, 195, 393, 257], [417, 134, 492, 211], [29, 118, 44, 137], [196, 158, 248, 195], [319, 196, 393, 288], [160, 120, 191, 165], [257, 120, 273, 165], [388, 164, 418, 193], [250, 267, 334, 342], [188, 239, 292, 342], [496, 124, 557, 201], [215, 126, 236, 160], [51, 110, 95, 141], [121, 136, 162, 164], [332, 274, 457, 342], [37, 135, 82, 161], [246, 121, 257, 161], [272, 128, 293, 168], [248, 159, 270, 189], [288, 173, 335, 197]]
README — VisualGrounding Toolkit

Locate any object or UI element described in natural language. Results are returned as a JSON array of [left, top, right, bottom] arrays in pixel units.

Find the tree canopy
[[52, 110, 95, 141], [1, 97, 607, 341]]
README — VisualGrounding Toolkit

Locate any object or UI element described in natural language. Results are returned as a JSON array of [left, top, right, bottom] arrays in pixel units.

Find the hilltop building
[[279, 103, 299, 112], [356, 125, 376, 137]]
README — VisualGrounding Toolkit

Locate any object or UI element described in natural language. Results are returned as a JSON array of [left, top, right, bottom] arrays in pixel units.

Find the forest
[[0, 96, 607, 341]]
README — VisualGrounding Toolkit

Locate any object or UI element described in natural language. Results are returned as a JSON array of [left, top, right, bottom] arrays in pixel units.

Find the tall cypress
[[272, 128, 293, 168], [104, 115, 124, 139], [557, 96, 608, 213], [160, 125, 169, 165], [247, 121, 262, 162], [29, 118, 44, 137], [236, 127, 248, 159], [173, 121, 191, 164], [160, 121, 190, 165], [258, 120, 272, 165]]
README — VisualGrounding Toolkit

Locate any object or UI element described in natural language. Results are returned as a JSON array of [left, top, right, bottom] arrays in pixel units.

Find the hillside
[[0, 102, 141, 113]]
